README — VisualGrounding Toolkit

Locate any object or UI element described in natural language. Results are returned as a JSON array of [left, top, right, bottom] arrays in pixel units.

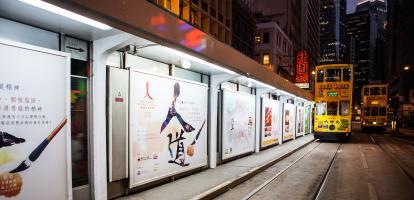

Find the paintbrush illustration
[[9, 118, 67, 173]]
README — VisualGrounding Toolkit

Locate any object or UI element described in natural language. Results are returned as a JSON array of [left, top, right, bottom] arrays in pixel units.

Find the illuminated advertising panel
[[261, 98, 280, 147], [222, 90, 255, 160], [129, 70, 208, 188], [295, 51, 309, 89], [0, 40, 71, 199], [283, 103, 296, 141], [296, 106, 305, 137], [304, 106, 311, 134]]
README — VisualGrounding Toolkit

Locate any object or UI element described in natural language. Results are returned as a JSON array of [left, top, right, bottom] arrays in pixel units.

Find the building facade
[[254, 22, 294, 81], [149, 0, 255, 58], [386, 0, 414, 126], [319, 0, 347, 64]]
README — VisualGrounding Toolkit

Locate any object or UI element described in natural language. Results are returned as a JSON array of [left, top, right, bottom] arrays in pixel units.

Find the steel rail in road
[[370, 135, 414, 183], [313, 143, 342, 200], [240, 142, 322, 200]]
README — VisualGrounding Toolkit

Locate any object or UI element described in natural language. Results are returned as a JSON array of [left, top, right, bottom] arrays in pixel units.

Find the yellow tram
[[314, 64, 353, 140], [361, 84, 388, 131]]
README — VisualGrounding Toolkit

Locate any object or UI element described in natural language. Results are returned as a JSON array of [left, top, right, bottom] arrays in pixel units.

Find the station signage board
[[0, 40, 71, 199], [261, 98, 280, 147], [282, 103, 296, 141], [221, 90, 255, 160], [129, 71, 208, 188]]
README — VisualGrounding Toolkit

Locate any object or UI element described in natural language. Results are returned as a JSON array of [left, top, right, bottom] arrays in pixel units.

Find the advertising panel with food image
[[221, 90, 255, 160], [261, 98, 280, 147], [282, 103, 296, 141], [0, 40, 70, 199], [129, 70, 208, 188]]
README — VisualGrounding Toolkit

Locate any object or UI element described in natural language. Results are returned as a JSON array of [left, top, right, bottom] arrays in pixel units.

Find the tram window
[[327, 102, 338, 115], [379, 107, 386, 116], [325, 69, 341, 82], [380, 87, 386, 95], [370, 87, 381, 95], [371, 107, 379, 116], [364, 107, 371, 116], [340, 101, 350, 116], [343, 68, 351, 81], [364, 88, 370, 95], [317, 70, 324, 82], [316, 103, 326, 115]]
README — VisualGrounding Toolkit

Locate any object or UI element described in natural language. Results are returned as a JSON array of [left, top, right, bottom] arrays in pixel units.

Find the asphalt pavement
[[215, 122, 414, 200]]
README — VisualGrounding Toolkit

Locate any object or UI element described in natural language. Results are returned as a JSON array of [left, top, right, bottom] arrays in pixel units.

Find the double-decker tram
[[361, 84, 388, 131], [314, 64, 353, 140]]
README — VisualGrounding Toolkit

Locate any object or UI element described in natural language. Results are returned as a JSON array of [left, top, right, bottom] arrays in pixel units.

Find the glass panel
[[370, 87, 381, 95], [317, 70, 324, 82], [71, 59, 88, 77], [325, 69, 341, 82], [71, 77, 89, 187], [174, 67, 202, 82], [364, 107, 371, 116], [364, 88, 370, 95], [371, 107, 379, 116], [327, 101, 338, 115], [343, 68, 351, 81], [316, 102, 327, 116], [340, 101, 350, 116], [379, 107, 387, 116]]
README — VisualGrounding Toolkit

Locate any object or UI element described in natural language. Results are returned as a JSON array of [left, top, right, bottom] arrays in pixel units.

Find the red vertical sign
[[295, 51, 309, 87]]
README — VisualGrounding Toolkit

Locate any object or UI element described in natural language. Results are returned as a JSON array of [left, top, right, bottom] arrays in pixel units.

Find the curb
[[191, 137, 316, 200]]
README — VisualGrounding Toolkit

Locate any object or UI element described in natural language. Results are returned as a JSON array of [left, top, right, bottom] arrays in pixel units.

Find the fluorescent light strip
[[19, 0, 112, 30], [248, 78, 276, 90], [164, 47, 236, 74]]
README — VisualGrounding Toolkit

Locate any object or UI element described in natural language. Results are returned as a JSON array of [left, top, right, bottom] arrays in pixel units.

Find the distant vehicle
[[314, 64, 353, 140], [361, 84, 388, 131]]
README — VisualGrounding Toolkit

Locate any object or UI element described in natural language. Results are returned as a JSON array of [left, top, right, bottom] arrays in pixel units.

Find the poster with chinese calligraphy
[[282, 103, 296, 141], [295, 51, 309, 89], [221, 90, 255, 160], [261, 98, 280, 148], [0, 40, 70, 199], [129, 70, 208, 188], [295, 106, 305, 137]]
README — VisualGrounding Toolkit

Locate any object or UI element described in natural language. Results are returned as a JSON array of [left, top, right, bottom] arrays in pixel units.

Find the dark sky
[[347, 0, 357, 14]]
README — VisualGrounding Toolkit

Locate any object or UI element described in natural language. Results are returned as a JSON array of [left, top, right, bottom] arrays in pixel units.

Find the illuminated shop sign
[[295, 51, 309, 89]]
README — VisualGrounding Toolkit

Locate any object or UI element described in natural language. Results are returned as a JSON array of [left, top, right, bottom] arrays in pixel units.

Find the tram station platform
[[119, 134, 315, 200]]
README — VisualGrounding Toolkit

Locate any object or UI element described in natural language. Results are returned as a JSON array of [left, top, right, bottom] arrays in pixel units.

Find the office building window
[[255, 34, 261, 44], [263, 32, 270, 43], [263, 53, 270, 65]]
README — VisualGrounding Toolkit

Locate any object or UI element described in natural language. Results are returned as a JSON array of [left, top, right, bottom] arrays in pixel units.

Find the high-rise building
[[253, 0, 320, 87], [320, 0, 347, 64], [346, 0, 386, 103], [386, 0, 414, 124], [148, 0, 255, 58]]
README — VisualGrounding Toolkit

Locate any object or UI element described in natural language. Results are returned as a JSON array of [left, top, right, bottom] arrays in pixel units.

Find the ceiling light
[[180, 59, 192, 69], [19, 0, 112, 30]]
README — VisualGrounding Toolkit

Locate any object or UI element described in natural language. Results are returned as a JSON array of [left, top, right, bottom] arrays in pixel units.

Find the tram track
[[369, 135, 414, 182], [239, 141, 342, 200]]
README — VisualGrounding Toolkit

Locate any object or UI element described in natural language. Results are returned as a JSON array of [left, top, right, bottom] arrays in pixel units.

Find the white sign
[[129, 70, 208, 188], [282, 103, 296, 141], [261, 98, 280, 147], [295, 83, 310, 89], [64, 37, 88, 61], [0, 40, 71, 199], [222, 90, 255, 160], [296, 106, 305, 137]]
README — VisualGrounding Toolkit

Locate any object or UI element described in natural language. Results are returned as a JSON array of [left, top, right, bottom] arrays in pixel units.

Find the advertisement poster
[[261, 98, 280, 147], [0, 40, 70, 199], [222, 90, 255, 160], [296, 107, 305, 137], [282, 103, 296, 141], [129, 71, 208, 188]]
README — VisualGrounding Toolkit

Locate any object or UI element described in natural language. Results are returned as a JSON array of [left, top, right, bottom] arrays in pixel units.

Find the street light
[[311, 70, 316, 75], [403, 65, 410, 71]]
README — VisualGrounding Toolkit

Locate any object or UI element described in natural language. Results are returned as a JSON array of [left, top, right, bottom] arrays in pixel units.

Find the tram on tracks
[[314, 64, 353, 140], [361, 84, 388, 131]]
